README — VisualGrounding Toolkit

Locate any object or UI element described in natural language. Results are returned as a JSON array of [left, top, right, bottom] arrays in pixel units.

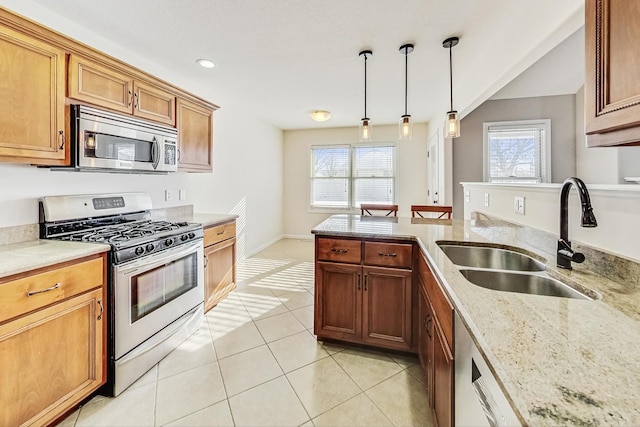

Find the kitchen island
[[312, 214, 640, 425]]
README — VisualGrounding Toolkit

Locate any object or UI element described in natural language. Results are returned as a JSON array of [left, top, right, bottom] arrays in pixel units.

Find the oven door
[[113, 240, 204, 359]]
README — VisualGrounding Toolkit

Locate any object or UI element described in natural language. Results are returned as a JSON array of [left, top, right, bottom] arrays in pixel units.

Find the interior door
[[428, 131, 440, 204]]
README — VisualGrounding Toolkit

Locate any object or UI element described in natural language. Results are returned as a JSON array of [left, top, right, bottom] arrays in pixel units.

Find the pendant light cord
[[364, 54, 368, 118], [404, 47, 408, 115], [449, 45, 453, 112]]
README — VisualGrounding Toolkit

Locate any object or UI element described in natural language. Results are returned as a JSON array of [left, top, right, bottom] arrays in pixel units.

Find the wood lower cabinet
[[585, 0, 640, 146], [68, 54, 176, 126], [0, 24, 66, 165], [0, 254, 106, 426], [433, 321, 454, 427], [203, 221, 237, 312], [314, 237, 413, 352], [418, 280, 435, 406], [177, 98, 215, 172]]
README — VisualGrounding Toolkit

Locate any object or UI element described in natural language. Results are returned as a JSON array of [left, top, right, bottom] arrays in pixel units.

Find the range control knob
[[146, 244, 155, 252], [188, 232, 196, 239], [165, 238, 174, 246], [181, 234, 189, 241], [134, 247, 145, 256]]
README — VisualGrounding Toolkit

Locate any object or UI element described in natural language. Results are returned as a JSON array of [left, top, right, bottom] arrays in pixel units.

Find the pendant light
[[443, 36, 460, 138], [399, 43, 414, 140], [359, 50, 373, 142]]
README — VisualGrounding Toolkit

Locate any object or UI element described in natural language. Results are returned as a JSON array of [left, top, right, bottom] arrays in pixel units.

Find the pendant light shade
[[443, 37, 460, 139], [399, 44, 414, 140], [359, 50, 373, 142]]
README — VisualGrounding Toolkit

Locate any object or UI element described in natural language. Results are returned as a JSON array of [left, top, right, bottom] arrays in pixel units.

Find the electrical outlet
[[484, 193, 490, 207], [179, 189, 186, 201], [165, 190, 172, 201], [514, 196, 525, 215], [464, 191, 470, 203]]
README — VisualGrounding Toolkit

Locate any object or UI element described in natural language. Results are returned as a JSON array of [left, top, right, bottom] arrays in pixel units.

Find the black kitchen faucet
[[557, 177, 598, 269]]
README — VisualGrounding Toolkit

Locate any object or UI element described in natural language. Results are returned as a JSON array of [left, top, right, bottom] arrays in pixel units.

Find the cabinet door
[[585, 0, 640, 146], [133, 81, 176, 126], [204, 238, 236, 312], [0, 288, 104, 426], [68, 54, 133, 115], [0, 26, 66, 164], [361, 266, 412, 351], [315, 262, 361, 341], [177, 98, 214, 172], [418, 280, 435, 407], [433, 320, 454, 427]]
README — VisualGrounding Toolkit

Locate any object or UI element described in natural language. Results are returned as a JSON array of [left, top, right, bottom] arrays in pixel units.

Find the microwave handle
[[151, 137, 160, 169]]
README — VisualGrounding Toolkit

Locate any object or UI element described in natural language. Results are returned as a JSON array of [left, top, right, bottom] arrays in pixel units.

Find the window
[[310, 144, 395, 209], [483, 120, 551, 183]]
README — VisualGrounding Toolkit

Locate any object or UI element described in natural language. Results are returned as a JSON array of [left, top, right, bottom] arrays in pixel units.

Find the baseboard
[[244, 234, 284, 258], [282, 234, 314, 240]]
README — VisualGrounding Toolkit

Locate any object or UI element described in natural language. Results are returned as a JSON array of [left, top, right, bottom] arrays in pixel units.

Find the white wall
[[283, 124, 429, 237], [0, 1, 284, 257], [462, 182, 640, 262]]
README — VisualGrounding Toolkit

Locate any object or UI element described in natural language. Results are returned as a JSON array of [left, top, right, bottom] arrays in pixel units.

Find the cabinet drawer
[[0, 256, 104, 324], [364, 242, 412, 269], [204, 221, 236, 246], [419, 252, 453, 348], [317, 238, 362, 264]]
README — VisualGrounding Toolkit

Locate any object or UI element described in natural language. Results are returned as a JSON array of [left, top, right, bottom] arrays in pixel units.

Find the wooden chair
[[360, 204, 399, 217], [411, 205, 452, 219]]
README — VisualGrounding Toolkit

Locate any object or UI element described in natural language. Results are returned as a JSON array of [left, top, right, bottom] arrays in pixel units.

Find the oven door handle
[[117, 240, 203, 275]]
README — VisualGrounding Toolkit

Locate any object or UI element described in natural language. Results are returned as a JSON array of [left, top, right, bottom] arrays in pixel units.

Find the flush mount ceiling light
[[399, 43, 414, 140], [196, 58, 215, 69], [359, 50, 373, 142], [309, 110, 332, 122], [443, 36, 460, 139]]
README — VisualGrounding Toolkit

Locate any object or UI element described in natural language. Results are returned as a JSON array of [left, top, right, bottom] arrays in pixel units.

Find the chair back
[[360, 204, 399, 217], [410, 205, 452, 219]]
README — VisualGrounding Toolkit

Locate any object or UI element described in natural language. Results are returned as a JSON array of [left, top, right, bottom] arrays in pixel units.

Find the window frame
[[309, 142, 397, 211], [482, 119, 551, 184]]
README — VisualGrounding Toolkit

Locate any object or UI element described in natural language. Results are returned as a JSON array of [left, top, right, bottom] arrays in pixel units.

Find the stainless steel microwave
[[58, 105, 178, 173]]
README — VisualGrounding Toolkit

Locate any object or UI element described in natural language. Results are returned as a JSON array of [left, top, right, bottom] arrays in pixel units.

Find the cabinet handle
[[424, 314, 433, 338], [58, 130, 65, 149], [204, 255, 208, 268], [330, 248, 348, 254], [97, 299, 104, 321], [217, 230, 225, 235], [177, 149, 181, 161], [357, 273, 361, 291], [128, 90, 133, 107], [27, 282, 61, 296], [378, 252, 397, 257], [364, 274, 368, 291], [134, 92, 139, 109]]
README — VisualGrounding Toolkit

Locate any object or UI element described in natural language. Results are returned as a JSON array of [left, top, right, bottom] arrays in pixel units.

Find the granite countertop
[[312, 214, 640, 425], [164, 212, 238, 228], [0, 240, 109, 279]]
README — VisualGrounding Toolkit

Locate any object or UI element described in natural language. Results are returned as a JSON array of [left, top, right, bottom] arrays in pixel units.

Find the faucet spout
[[558, 177, 597, 269]]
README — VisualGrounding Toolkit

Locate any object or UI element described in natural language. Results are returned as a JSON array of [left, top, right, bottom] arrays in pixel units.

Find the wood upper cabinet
[[68, 54, 175, 126], [0, 254, 106, 426], [585, 0, 640, 147], [203, 221, 237, 312], [0, 24, 66, 165], [314, 237, 414, 351], [177, 98, 214, 172]]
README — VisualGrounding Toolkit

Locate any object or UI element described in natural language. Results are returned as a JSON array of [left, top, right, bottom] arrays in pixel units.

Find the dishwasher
[[455, 313, 521, 426]]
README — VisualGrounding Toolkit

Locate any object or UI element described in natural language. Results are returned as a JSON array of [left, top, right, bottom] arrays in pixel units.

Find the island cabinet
[[0, 23, 67, 165], [68, 54, 176, 126], [203, 220, 237, 312], [314, 237, 413, 352], [0, 253, 107, 427], [418, 251, 454, 427], [585, 0, 640, 147]]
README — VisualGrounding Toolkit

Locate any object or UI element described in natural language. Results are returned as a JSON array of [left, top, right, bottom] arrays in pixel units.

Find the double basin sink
[[437, 242, 596, 300]]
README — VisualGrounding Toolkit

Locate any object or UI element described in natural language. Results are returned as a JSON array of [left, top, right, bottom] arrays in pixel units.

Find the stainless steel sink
[[459, 269, 591, 300], [438, 243, 546, 272]]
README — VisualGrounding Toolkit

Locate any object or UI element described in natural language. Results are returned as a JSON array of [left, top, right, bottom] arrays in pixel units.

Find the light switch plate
[[179, 189, 186, 201], [464, 191, 470, 203], [484, 193, 490, 207], [514, 196, 525, 215], [165, 190, 172, 201]]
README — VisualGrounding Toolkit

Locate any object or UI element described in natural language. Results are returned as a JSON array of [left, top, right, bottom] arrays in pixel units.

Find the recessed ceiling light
[[309, 110, 332, 122], [196, 59, 215, 69]]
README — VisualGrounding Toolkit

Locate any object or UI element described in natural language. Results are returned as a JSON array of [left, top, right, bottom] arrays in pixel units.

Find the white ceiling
[[26, 0, 585, 130]]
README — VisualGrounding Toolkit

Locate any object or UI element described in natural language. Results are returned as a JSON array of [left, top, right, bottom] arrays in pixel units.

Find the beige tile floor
[[60, 238, 433, 427]]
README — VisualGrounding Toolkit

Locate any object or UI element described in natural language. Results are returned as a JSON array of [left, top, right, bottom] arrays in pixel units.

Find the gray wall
[[452, 94, 576, 218]]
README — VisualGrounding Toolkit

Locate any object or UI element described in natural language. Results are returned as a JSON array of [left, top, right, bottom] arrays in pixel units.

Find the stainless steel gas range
[[39, 193, 204, 396]]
